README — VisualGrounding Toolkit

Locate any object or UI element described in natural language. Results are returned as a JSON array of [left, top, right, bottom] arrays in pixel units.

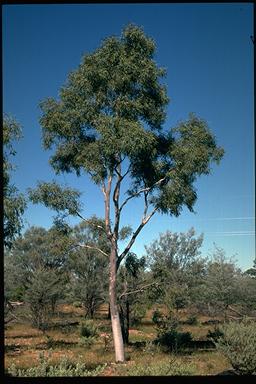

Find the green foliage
[[152, 309, 165, 326], [80, 320, 99, 338], [7, 353, 107, 377], [207, 327, 224, 342], [146, 228, 205, 312], [121, 359, 196, 376], [186, 315, 198, 325], [156, 329, 193, 353], [3, 114, 26, 249], [215, 320, 256, 375], [68, 219, 109, 318], [130, 303, 147, 326], [25, 268, 64, 330], [28, 181, 82, 216], [200, 246, 242, 314], [32, 24, 223, 219], [79, 320, 99, 348]]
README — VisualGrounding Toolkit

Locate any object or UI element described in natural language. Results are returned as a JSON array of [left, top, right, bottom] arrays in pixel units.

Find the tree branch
[[119, 177, 166, 213], [119, 282, 159, 299], [75, 211, 105, 231], [76, 243, 109, 258], [117, 207, 158, 269]]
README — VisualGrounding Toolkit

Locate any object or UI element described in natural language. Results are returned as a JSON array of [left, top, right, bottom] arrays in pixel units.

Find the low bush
[[215, 319, 256, 375], [79, 320, 99, 348], [207, 327, 224, 342], [186, 315, 198, 325], [7, 353, 107, 377], [152, 309, 164, 326], [121, 359, 196, 376], [80, 320, 98, 338], [155, 329, 193, 353]]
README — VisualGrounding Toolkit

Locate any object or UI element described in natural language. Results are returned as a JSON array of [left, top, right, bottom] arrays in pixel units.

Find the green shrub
[[80, 320, 98, 338], [152, 309, 164, 326], [215, 319, 256, 375], [152, 310, 179, 330], [79, 336, 97, 348], [79, 320, 98, 348], [121, 359, 196, 376], [73, 301, 82, 308], [7, 353, 107, 377], [186, 315, 198, 325], [131, 305, 146, 325], [207, 327, 224, 342], [156, 329, 193, 352]]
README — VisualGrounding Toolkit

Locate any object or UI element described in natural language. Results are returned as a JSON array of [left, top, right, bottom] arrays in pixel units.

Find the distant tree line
[[5, 220, 256, 342]]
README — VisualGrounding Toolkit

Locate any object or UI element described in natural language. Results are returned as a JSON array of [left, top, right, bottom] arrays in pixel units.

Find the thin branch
[[119, 282, 159, 299], [119, 177, 166, 212], [117, 207, 158, 269], [76, 243, 109, 258], [143, 191, 149, 221], [75, 211, 105, 231]]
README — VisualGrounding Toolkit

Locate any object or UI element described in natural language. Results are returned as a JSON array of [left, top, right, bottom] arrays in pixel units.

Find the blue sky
[[3, 3, 254, 270]]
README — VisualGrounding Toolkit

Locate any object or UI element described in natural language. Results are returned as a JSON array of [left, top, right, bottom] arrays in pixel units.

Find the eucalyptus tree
[[29, 24, 224, 362], [3, 114, 26, 249]]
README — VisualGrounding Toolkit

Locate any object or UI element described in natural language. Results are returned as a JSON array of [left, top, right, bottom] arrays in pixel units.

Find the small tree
[[146, 228, 205, 313], [201, 246, 241, 318], [6, 226, 70, 328], [68, 218, 109, 318], [29, 24, 224, 362]]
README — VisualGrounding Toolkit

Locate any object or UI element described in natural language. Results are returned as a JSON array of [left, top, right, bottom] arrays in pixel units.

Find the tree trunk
[[109, 246, 125, 362], [120, 302, 129, 344]]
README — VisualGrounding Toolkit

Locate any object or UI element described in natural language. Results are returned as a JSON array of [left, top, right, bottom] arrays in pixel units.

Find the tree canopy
[[3, 114, 26, 249]]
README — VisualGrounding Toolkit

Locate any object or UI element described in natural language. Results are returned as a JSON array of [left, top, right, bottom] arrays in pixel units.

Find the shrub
[[73, 301, 82, 308], [215, 319, 256, 375], [156, 329, 193, 352], [80, 320, 98, 338], [7, 353, 107, 377], [131, 304, 146, 325], [152, 309, 165, 326], [206, 327, 224, 342], [152, 310, 179, 330], [120, 359, 196, 376], [79, 320, 98, 348], [186, 315, 198, 325]]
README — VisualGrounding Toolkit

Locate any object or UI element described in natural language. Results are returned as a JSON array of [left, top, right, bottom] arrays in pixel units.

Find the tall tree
[[3, 114, 26, 249], [29, 24, 224, 362]]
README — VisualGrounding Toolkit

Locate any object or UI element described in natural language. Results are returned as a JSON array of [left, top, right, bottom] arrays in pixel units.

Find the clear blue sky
[[3, 3, 255, 270]]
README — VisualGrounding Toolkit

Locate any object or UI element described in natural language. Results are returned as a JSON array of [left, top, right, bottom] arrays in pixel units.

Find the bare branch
[[76, 243, 109, 258]]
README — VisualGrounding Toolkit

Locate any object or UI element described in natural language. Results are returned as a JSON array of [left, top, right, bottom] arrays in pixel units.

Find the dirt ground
[[4, 303, 231, 376]]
